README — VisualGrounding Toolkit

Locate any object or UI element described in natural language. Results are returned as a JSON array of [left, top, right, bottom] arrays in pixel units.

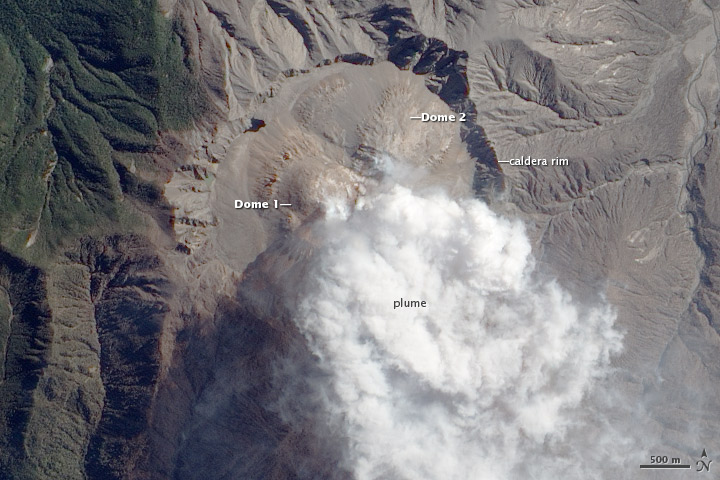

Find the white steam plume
[[291, 180, 625, 479]]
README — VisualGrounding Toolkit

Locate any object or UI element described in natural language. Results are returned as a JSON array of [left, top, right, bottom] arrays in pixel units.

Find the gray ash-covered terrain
[[1, 0, 720, 479]]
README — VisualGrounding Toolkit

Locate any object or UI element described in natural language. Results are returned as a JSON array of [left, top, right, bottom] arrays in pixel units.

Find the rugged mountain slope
[[0, 0, 206, 256], [157, 0, 720, 476], [0, 235, 176, 480], [0, 1, 203, 478], [2, 0, 720, 478]]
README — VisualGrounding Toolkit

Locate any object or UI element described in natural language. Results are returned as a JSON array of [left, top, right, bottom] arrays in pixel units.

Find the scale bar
[[639, 465, 691, 469]]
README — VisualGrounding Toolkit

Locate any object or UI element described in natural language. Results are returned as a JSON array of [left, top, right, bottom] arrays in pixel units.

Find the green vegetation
[[0, 0, 205, 261], [0, 287, 10, 381]]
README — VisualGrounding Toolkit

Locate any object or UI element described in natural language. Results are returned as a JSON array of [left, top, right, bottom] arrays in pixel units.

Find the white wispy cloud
[[287, 175, 625, 479]]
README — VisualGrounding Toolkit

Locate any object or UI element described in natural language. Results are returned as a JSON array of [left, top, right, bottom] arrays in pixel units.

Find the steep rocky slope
[[2, 0, 720, 478], [0, 0, 203, 478], [155, 0, 720, 476]]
